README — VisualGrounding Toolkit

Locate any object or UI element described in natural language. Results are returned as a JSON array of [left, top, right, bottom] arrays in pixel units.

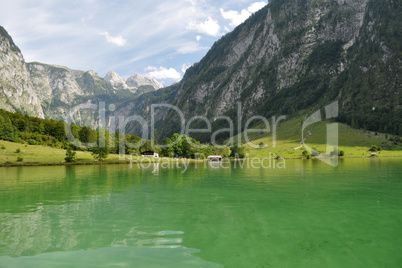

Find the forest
[[0, 109, 242, 160]]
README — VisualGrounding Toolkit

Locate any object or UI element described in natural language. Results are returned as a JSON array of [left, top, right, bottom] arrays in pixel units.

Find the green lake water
[[0, 158, 401, 267]]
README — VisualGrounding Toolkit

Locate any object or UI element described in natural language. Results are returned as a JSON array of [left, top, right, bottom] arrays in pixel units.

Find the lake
[[0, 158, 401, 267]]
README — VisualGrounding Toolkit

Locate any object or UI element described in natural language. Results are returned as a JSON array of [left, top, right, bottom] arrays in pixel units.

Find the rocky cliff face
[[26, 62, 150, 127], [172, 0, 370, 117], [28, 63, 88, 105], [26, 63, 165, 122], [0, 27, 44, 118], [149, 0, 401, 138]]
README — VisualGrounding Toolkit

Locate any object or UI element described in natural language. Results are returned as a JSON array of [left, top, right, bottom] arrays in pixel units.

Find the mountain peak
[[103, 70, 128, 90], [125, 73, 164, 90], [0, 26, 21, 54], [105, 70, 119, 77], [103, 71, 164, 92]]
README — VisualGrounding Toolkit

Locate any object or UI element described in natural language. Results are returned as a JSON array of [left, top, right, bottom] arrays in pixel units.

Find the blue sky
[[0, 0, 267, 85]]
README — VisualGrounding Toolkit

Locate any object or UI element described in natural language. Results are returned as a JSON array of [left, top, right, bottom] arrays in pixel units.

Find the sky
[[0, 0, 267, 86]]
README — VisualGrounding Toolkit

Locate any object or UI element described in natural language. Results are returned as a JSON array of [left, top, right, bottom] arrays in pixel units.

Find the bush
[[369, 145, 382, 152], [0, 145, 5, 150], [16, 156, 23, 162], [91, 146, 109, 161], [338, 150, 345, 157], [15, 148, 21, 153], [28, 139, 37, 145], [302, 150, 310, 158], [65, 147, 76, 163], [230, 144, 246, 158]]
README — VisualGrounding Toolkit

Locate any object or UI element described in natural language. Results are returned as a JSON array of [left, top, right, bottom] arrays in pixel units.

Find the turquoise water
[[0, 159, 401, 267]]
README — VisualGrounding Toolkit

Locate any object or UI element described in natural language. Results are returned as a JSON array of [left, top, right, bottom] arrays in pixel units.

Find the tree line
[[0, 109, 245, 161]]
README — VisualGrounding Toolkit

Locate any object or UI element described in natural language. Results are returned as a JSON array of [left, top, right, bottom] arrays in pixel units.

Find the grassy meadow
[[0, 114, 401, 167], [0, 140, 203, 167], [0, 140, 129, 166], [236, 115, 402, 159]]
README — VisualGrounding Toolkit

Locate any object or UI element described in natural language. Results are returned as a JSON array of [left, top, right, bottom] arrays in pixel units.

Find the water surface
[[0, 159, 401, 267]]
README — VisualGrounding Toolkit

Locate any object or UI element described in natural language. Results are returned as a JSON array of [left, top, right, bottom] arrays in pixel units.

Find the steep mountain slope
[[336, 0, 402, 133], [148, 0, 401, 139], [27, 62, 134, 123], [0, 27, 44, 118], [27, 63, 165, 122]]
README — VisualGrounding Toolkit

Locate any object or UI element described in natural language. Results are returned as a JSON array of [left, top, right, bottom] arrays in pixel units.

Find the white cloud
[[221, 1, 267, 27], [146, 66, 182, 80], [101, 31, 127, 47], [181, 63, 191, 73], [0, 0, 268, 80], [248, 2, 267, 13], [220, 9, 250, 27], [176, 41, 208, 54], [187, 17, 221, 37]]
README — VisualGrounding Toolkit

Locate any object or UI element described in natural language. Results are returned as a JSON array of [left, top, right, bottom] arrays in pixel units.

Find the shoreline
[[1, 155, 402, 168]]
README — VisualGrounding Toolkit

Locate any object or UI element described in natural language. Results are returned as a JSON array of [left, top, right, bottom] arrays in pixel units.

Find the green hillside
[[0, 140, 126, 166], [232, 114, 402, 159]]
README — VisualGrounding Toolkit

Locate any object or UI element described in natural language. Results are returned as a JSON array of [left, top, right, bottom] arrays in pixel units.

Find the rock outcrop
[[0, 27, 44, 118]]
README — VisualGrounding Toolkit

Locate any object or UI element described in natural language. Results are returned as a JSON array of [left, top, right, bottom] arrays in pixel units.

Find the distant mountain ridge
[[0, 26, 163, 122], [103, 70, 164, 93]]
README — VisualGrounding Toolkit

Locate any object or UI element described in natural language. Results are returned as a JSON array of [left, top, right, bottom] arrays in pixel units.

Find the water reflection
[[0, 246, 224, 267], [0, 165, 226, 267], [0, 159, 401, 267]]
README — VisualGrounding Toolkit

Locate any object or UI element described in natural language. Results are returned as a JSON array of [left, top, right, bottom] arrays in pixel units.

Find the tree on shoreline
[[91, 146, 109, 161], [65, 147, 76, 163]]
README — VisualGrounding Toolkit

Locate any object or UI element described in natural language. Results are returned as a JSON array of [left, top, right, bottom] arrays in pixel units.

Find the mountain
[[103, 70, 164, 93], [1, 0, 401, 140], [0, 26, 164, 125], [103, 70, 129, 90], [0, 27, 44, 118], [27, 62, 130, 123], [26, 64, 164, 124], [125, 73, 164, 91], [117, 0, 400, 139]]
